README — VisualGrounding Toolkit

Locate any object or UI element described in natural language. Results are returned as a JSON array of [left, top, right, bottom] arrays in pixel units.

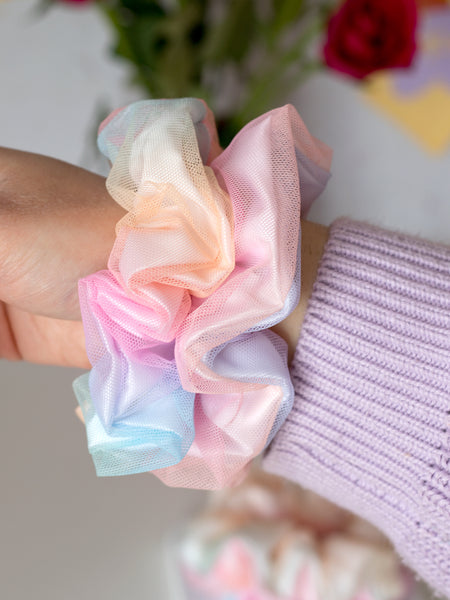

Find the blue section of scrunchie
[[74, 372, 195, 477]]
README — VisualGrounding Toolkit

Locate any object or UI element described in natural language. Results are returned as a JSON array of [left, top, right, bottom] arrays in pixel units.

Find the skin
[[0, 147, 328, 369]]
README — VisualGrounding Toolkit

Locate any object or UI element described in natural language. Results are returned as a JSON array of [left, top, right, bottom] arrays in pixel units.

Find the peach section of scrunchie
[[100, 99, 233, 336]]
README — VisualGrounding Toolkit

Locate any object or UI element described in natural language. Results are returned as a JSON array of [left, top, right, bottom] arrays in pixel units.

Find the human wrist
[[271, 220, 329, 362]]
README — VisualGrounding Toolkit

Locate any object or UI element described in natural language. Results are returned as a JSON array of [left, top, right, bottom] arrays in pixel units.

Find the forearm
[[265, 218, 450, 596]]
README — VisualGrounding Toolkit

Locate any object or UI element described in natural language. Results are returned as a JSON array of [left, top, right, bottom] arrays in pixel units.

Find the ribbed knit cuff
[[263, 218, 450, 596]]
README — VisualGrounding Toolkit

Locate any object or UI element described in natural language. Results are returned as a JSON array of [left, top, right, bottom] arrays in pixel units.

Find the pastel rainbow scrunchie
[[73, 98, 331, 490]]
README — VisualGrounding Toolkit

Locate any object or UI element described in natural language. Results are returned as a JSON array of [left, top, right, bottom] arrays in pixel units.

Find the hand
[[0, 148, 125, 367]]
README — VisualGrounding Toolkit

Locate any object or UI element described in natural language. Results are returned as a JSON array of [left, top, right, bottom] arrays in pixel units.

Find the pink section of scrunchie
[[175, 105, 326, 394]]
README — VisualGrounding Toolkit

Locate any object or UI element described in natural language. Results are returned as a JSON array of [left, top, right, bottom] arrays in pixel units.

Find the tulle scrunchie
[[73, 98, 331, 490]]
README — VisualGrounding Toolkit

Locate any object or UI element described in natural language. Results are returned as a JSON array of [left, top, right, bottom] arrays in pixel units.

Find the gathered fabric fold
[[75, 270, 195, 476], [74, 98, 331, 488]]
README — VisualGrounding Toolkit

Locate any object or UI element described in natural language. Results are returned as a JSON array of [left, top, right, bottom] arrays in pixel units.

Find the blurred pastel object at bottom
[[169, 473, 414, 600]]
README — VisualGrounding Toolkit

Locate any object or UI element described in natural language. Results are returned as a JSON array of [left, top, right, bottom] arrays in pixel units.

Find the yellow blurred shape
[[364, 74, 450, 155]]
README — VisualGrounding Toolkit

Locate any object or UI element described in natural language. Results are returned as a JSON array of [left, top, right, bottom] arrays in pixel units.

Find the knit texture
[[263, 218, 450, 596]]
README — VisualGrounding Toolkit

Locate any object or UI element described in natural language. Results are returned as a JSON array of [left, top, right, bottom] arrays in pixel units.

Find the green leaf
[[118, 0, 165, 18], [271, 0, 307, 34], [202, 0, 257, 65]]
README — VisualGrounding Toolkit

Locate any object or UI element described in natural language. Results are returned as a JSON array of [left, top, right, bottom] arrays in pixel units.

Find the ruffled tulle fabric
[[175, 105, 331, 395], [75, 270, 195, 476], [154, 330, 294, 489], [74, 98, 331, 488], [102, 98, 235, 343]]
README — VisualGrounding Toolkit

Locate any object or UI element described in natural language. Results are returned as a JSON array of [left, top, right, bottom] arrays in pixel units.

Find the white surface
[[0, 0, 139, 169], [292, 73, 450, 245], [0, 2, 447, 599]]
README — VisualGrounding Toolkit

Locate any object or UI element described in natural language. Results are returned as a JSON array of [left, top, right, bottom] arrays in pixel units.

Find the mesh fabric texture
[[74, 98, 331, 488]]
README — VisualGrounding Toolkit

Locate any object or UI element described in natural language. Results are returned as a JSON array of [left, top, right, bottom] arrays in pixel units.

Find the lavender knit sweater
[[263, 219, 450, 596]]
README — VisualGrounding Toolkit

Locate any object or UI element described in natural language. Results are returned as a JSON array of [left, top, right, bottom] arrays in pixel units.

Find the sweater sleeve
[[263, 218, 450, 596]]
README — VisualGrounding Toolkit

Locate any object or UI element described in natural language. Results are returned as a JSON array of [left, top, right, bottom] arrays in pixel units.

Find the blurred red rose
[[323, 0, 418, 79]]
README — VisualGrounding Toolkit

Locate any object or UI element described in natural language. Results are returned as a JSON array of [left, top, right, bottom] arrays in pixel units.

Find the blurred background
[[1, 0, 449, 598]]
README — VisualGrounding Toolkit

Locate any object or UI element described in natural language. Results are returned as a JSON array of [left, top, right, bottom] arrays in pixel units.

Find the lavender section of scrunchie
[[74, 271, 196, 476], [205, 329, 294, 448], [154, 328, 294, 489], [74, 373, 195, 477]]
